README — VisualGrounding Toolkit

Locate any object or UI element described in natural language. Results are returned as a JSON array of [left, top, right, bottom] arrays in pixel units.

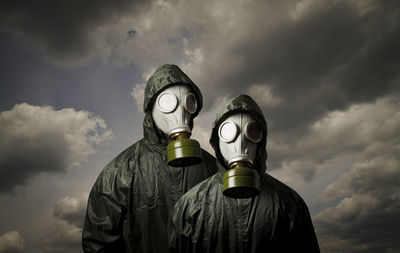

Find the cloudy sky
[[0, 0, 399, 252]]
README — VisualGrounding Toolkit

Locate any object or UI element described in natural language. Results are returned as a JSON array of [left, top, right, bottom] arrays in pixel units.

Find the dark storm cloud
[[193, 0, 400, 178], [0, 103, 112, 193], [0, 0, 150, 65], [129, 0, 400, 178], [132, 0, 400, 183], [0, 1, 399, 252], [202, 0, 400, 133], [302, 96, 400, 252]]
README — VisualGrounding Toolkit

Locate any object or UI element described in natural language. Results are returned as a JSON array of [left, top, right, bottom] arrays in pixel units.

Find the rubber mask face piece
[[218, 113, 263, 198], [219, 113, 262, 167], [152, 84, 202, 167], [152, 84, 197, 137]]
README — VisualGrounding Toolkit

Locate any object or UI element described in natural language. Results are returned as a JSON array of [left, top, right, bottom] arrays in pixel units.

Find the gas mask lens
[[244, 122, 262, 143], [218, 121, 238, 143], [157, 92, 178, 113], [183, 93, 197, 114]]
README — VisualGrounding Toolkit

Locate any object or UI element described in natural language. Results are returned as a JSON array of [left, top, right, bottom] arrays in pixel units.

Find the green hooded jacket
[[168, 95, 320, 253], [82, 64, 217, 253]]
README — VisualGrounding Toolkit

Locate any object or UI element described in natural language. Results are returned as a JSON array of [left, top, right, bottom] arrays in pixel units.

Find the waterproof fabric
[[82, 64, 217, 253], [168, 95, 320, 253]]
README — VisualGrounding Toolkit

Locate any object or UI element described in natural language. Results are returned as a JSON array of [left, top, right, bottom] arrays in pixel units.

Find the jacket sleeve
[[302, 211, 320, 252], [82, 159, 131, 253], [292, 199, 320, 253]]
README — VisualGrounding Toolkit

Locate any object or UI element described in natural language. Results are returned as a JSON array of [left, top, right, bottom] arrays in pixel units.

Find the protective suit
[[82, 64, 217, 253], [168, 95, 320, 253]]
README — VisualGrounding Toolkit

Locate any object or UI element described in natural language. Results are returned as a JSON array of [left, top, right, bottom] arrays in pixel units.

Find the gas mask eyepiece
[[152, 84, 202, 167], [218, 113, 263, 198]]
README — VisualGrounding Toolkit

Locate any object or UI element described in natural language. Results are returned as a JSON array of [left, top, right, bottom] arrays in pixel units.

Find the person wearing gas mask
[[82, 64, 217, 252], [168, 95, 320, 253]]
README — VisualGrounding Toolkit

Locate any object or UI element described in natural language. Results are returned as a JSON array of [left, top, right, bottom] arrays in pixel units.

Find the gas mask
[[218, 113, 263, 198], [152, 84, 202, 167]]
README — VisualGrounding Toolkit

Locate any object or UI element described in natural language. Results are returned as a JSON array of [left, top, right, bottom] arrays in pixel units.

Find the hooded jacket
[[82, 64, 217, 253], [168, 95, 320, 253]]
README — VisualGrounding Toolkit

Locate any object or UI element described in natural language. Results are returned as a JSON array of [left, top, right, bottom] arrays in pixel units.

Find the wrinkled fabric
[[82, 64, 217, 253], [168, 95, 320, 253]]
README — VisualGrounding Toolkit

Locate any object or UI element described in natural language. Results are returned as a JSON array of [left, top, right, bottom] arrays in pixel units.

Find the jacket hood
[[210, 95, 268, 173], [143, 64, 203, 145]]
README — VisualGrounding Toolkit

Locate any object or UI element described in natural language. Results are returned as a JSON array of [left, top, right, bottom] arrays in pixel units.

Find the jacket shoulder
[[91, 139, 146, 200], [261, 173, 310, 213], [101, 140, 142, 173], [175, 173, 221, 215], [261, 173, 320, 252]]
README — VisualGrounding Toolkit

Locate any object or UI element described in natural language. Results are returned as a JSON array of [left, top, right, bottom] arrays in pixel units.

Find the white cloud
[[131, 83, 147, 113], [22, 194, 89, 253], [53, 193, 89, 228], [0, 231, 24, 253], [0, 103, 112, 193], [131, 68, 156, 113], [38, 221, 82, 253], [181, 47, 204, 84]]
